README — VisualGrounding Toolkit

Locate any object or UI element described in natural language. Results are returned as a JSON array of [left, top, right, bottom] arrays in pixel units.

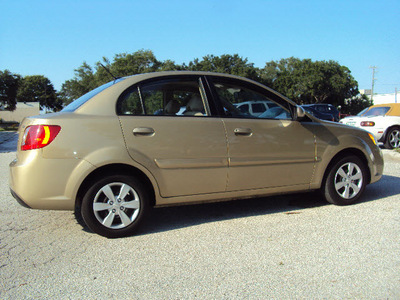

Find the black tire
[[384, 127, 400, 149], [81, 175, 148, 238], [322, 155, 368, 206]]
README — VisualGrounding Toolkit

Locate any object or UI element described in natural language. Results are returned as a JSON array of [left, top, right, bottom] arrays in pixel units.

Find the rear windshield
[[62, 78, 125, 112], [363, 106, 390, 117]]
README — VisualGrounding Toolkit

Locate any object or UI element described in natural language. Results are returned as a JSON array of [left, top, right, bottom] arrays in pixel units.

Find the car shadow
[[138, 192, 323, 235], [360, 174, 400, 202], [137, 174, 400, 236], [74, 174, 400, 237]]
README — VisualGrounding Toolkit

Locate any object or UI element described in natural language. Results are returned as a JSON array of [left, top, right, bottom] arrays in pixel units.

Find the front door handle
[[133, 127, 155, 136], [234, 128, 252, 136]]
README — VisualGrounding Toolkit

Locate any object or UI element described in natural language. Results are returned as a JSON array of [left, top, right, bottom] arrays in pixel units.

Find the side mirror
[[294, 106, 306, 121]]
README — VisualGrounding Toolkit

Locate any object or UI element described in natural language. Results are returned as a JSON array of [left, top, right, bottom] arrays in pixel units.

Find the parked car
[[234, 100, 278, 117], [340, 103, 400, 149], [10, 71, 384, 238], [301, 104, 340, 122], [301, 105, 335, 122]]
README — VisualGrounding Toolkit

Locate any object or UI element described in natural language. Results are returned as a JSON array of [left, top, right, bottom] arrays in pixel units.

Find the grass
[[0, 122, 19, 131]]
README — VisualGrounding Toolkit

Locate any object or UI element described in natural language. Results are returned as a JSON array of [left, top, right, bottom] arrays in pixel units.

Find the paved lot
[[0, 131, 18, 153], [0, 133, 399, 299]]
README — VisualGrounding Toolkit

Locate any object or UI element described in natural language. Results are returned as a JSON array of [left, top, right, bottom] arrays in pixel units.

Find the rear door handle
[[133, 127, 155, 136], [234, 128, 252, 136]]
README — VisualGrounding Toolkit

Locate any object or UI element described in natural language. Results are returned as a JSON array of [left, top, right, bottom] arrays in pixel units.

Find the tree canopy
[[17, 75, 63, 111], [187, 54, 260, 81], [4, 50, 366, 114], [0, 70, 21, 111], [342, 94, 373, 115], [262, 57, 359, 107], [60, 51, 360, 110]]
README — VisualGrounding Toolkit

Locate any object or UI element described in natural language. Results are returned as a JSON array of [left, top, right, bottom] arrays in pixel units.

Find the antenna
[[98, 63, 120, 81]]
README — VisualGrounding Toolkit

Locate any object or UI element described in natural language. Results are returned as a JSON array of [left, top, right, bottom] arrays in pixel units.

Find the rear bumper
[[10, 188, 31, 208], [9, 154, 95, 210]]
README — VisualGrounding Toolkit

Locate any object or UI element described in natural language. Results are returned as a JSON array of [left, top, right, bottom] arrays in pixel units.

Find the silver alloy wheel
[[93, 182, 140, 229], [334, 162, 363, 199], [388, 129, 400, 148]]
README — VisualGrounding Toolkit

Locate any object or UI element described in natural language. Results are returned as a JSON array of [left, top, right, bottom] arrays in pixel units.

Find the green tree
[[188, 54, 260, 81], [60, 62, 97, 105], [109, 50, 161, 77], [159, 59, 185, 71], [342, 94, 373, 115], [61, 50, 166, 104], [17, 75, 63, 111], [262, 58, 359, 106], [0, 70, 21, 111]]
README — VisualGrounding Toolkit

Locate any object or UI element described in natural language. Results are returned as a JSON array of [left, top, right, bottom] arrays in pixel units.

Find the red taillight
[[21, 125, 61, 151]]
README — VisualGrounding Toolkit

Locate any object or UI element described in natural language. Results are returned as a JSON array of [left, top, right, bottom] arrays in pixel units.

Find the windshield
[[62, 78, 125, 112], [363, 106, 390, 117]]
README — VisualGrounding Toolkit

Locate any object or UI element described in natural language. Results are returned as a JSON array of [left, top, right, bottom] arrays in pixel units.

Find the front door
[[208, 76, 315, 191]]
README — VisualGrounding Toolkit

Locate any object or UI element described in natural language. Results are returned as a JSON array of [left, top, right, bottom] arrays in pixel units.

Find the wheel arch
[[321, 148, 371, 188], [382, 124, 400, 144], [75, 163, 157, 211]]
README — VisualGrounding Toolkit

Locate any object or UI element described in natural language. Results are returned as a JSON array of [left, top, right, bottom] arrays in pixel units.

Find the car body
[[340, 103, 400, 149], [301, 104, 340, 122], [301, 105, 336, 122], [9, 71, 384, 238], [234, 100, 278, 117]]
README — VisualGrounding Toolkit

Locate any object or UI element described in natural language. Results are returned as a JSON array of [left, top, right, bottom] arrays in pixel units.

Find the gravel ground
[[0, 147, 399, 299]]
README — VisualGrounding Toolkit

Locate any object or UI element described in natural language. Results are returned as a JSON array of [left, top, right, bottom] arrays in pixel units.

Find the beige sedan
[[9, 72, 384, 238]]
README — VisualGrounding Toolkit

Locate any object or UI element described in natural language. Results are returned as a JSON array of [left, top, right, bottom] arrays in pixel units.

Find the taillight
[[21, 125, 61, 151], [360, 121, 375, 127]]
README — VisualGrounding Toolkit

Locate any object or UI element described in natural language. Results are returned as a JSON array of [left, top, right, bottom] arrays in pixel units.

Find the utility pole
[[369, 66, 377, 102]]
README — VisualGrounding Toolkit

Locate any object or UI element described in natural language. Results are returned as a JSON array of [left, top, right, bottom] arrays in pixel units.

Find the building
[[360, 89, 399, 105], [0, 102, 40, 123]]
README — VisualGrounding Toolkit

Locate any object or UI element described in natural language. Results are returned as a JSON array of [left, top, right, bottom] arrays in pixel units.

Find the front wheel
[[322, 156, 368, 206], [81, 175, 148, 238], [384, 127, 400, 149]]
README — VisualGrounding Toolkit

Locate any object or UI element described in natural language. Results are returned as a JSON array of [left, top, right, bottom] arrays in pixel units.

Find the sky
[[1, 0, 399, 94]]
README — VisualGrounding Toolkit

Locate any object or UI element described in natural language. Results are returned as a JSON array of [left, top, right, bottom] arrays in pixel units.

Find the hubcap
[[334, 162, 363, 199], [389, 130, 400, 148], [93, 182, 140, 229]]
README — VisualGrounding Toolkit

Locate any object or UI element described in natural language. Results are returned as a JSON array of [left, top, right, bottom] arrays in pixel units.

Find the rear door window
[[117, 77, 210, 117]]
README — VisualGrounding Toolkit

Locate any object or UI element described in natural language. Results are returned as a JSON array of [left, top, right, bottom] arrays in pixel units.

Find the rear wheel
[[322, 156, 367, 205], [384, 127, 400, 149], [81, 175, 148, 238]]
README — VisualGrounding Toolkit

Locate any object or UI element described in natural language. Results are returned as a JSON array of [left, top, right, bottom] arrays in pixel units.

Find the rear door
[[117, 76, 228, 197]]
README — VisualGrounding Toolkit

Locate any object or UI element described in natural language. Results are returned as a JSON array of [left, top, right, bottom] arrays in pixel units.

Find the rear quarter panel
[[16, 113, 160, 207]]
